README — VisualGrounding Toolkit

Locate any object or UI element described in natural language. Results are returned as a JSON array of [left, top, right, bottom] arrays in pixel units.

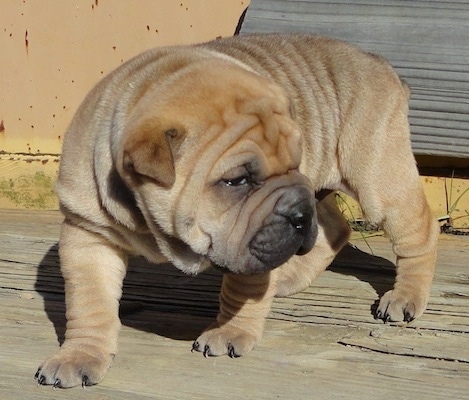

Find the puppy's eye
[[222, 176, 251, 187]]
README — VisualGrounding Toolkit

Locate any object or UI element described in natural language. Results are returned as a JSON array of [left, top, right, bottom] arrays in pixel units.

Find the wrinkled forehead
[[168, 64, 302, 177], [128, 58, 302, 179], [232, 100, 302, 175], [194, 98, 303, 183]]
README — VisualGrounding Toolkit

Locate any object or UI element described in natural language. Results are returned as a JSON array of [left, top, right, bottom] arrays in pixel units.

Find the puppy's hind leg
[[274, 192, 351, 297], [374, 181, 439, 323], [35, 220, 127, 388], [344, 109, 439, 323]]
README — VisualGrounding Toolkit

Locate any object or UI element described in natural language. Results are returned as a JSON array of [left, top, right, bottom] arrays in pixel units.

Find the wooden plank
[[1, 210, 469, 399], [240, 0, 469, 159], [2, 299, 469, 399], [339, 327, 469, 363]]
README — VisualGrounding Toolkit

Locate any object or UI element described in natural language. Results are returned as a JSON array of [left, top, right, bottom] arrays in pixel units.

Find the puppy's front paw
[[375, 289, 428, 323], [192, 323, 258, 358], [35, 348, 113, 388]]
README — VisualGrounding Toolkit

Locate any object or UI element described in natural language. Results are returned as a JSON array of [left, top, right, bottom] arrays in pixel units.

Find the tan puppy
[[35, 34, 438, 388]]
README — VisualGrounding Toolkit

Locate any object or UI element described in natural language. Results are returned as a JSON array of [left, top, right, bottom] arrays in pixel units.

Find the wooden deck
[[1, 209, 468, 399]]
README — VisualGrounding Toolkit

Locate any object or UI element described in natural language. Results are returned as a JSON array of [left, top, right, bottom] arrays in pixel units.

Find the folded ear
[[122, 124, 185, 188]]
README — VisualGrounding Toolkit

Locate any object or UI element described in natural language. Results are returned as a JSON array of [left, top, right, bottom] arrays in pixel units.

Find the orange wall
[[0, 0, 248, 155]]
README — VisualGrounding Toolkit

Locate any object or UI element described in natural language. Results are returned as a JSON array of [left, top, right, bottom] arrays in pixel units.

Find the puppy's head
[[116, 57, 317, 274]]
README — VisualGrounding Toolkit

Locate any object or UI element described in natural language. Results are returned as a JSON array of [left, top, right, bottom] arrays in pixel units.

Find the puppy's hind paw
[[375, 289, 427, 324]]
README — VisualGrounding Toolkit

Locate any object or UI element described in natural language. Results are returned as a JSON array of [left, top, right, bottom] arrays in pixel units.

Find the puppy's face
[[117, 59, 317, 274]]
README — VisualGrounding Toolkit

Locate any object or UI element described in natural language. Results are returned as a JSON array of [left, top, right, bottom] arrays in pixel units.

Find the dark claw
[[82, 375, 91, 388], [53, 379, 61, 389], [404, 311, 414, 322], [227, 344, 239, 359], [376, 306, 391, 323], [191, 341, 200, 353], [375, 310, 389, 323], [34, 369, 41, 380], [37, 375, 46, 385], [203, 345, 211, 358]]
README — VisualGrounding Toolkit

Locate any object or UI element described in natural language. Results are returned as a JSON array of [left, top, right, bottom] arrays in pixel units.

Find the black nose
[[286, 198, 317, 256], [288, 204, 313, 233], [288, 200, 315, 256], [274, 189, 315, 236]]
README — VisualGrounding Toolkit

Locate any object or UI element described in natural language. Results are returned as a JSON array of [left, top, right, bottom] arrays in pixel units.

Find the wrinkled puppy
[[36, 33, 438, 388]]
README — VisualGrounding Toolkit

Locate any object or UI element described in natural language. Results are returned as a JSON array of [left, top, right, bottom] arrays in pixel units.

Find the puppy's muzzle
[[249, 186, 318, 272]]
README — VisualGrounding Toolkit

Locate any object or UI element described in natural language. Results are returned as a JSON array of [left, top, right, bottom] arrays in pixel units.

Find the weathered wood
[[1, 209, 469, 399], [240, 0, 469, 160]]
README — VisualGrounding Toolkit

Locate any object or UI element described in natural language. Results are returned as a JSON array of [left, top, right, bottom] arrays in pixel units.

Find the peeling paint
[[0, 169, 57, 209], [0, 153, 60, 209]]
